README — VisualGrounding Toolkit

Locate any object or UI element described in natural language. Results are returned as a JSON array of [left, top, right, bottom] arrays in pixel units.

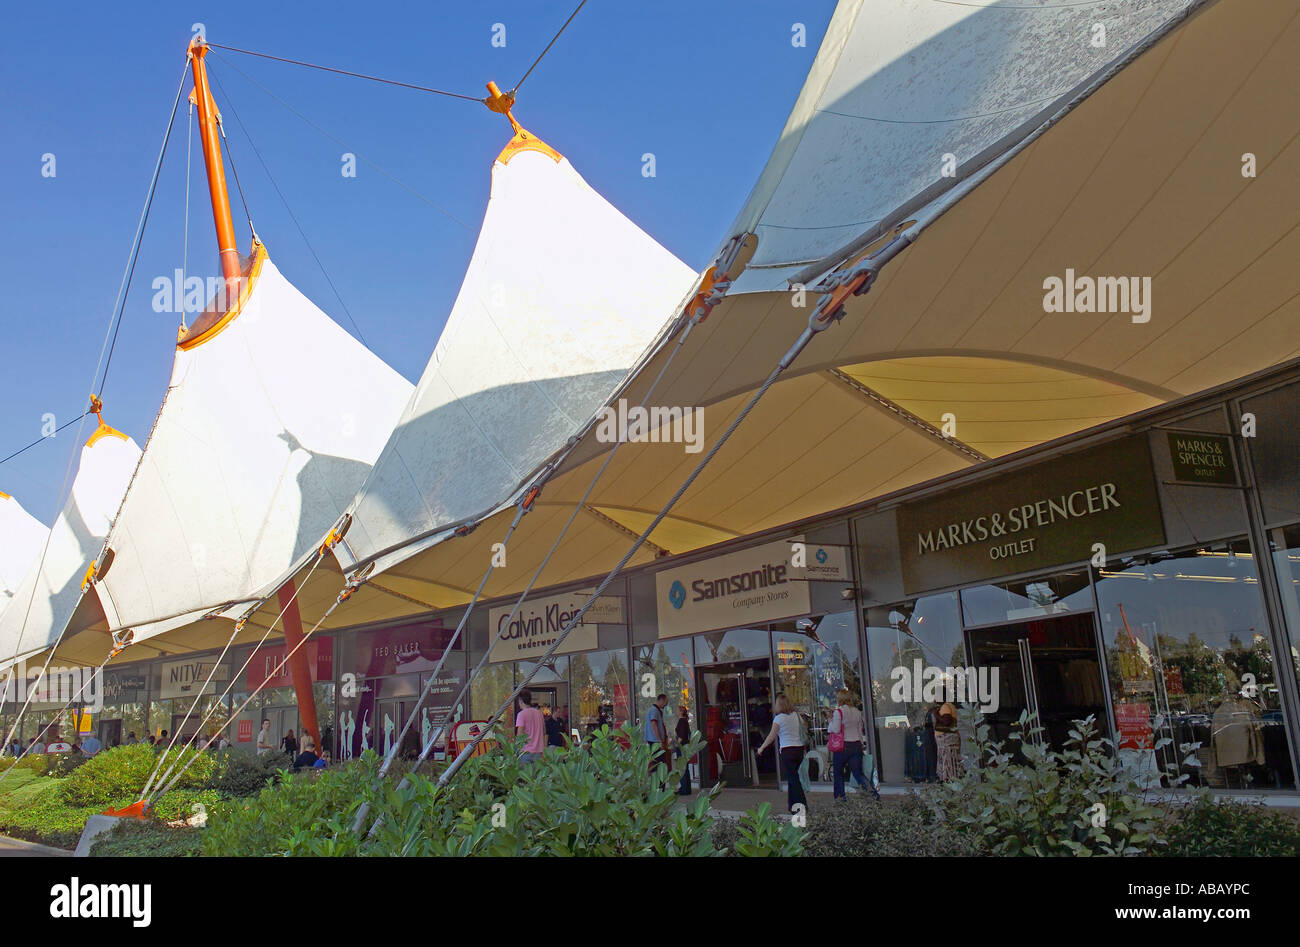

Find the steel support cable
[[356, 317, 702, 838], [514, 0, 589, 93], [0, 65, 191, 754], [210, 51, 472, 231], [139, 617, 243, 800], [438, 296, 864, 788], [142, 553, 329, 799], [347, 499, 533, 834], [216, 118, 255, 240], [150, 581, 349, 802], [0, 412, 89, 467], [99, 64, 191, 400], [210, 69, 369, 347], [202, 42, 483, 102]]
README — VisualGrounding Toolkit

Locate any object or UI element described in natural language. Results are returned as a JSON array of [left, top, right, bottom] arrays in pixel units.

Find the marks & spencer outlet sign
[[894, 437, 1165, 595]]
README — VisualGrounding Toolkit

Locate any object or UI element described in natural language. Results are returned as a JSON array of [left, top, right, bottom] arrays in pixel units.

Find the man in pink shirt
[[515, 690, 546, 765]]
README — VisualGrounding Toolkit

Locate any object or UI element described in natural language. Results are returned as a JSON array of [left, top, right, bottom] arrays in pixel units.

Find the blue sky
[[0, 1, 835, 522]]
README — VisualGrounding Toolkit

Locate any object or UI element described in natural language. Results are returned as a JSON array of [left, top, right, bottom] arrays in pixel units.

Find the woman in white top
[[755, 693, 807, 813], [828, 688, 877, 799]]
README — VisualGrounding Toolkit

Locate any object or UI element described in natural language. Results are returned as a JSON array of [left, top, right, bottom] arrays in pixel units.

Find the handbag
[[827, 708, 845, 753]]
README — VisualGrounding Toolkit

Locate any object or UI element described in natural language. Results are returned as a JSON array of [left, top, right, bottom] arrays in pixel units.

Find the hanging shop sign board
[[786, 536, 852, 582], [159, 657, 229, 699], [655, 537, 813, 639], [1164, 431, 1238, 486], [488, 589, 621, 663], [893, 436, 1165, 596]]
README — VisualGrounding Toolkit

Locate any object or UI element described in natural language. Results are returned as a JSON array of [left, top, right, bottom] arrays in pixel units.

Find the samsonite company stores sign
[[894, 437, 1165, 595], [159, 657, 229, 699], [655, 538, 813, 639], [488, 590, 624, 662]]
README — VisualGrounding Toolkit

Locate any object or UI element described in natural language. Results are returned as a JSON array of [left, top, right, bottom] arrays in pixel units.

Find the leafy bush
[[931, 713, 1168, 856], [803, 792, 986, 857], [724, 804, 805, 857], [89, 818, 202, 858], [60, 743, 221, 808], [0, 775, 102, 849], [212, 749, 288, 797], [48, 752, 89, 777], [152, 788, 222, 824], [1, 754, 51, 776], [1161, 793, 1300, 857], [205, 726, 793, 857]]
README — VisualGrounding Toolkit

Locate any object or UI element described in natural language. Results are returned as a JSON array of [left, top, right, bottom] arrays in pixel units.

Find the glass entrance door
[[966, 612, 1109, 755], [696, 658, 775, 788]]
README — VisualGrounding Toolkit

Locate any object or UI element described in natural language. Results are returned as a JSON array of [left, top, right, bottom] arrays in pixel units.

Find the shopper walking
[[282, 728, 298, 760], [674, 704, 693, 796], [644, 693, 671, 777], [827, 689, 877, 799], [756, 693, 807, 814], [515, 690, 546, 765]]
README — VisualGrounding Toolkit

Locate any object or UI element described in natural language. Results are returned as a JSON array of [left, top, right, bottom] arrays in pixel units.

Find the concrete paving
[[0, 834, 72, 857]]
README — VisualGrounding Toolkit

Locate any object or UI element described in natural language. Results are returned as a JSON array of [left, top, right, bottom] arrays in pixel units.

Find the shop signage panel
[[245, 638, 335, 690], [893, 437, 1165, 595], [655, 537, 813, 639], [159, 657, 229, 699], [1164, 431, 1238, 486], [352, 621, 458, 678], [787, 535, 852, 582], [487, 589, 618, 663]]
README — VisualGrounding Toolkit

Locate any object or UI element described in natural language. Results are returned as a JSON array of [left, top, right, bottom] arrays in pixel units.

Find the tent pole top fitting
[[484, 81, 562, 165]]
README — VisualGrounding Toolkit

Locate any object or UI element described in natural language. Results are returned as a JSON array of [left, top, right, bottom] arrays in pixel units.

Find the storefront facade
[[10, 364, 1299, 798]]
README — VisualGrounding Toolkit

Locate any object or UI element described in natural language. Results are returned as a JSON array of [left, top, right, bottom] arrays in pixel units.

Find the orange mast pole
[[187, 39, 242, 286]]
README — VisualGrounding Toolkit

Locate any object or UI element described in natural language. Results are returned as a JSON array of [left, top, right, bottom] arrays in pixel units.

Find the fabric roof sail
[[727, 0, 1200, 291], [87, 246, 413, 644], [0, 422, 140, 669], [332, 129, 698, 576], [0, 493, 48, 611]]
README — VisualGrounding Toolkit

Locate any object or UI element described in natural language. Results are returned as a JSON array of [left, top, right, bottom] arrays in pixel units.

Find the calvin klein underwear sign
[[159, 657, 229, 699], [488, 590, 623, 663], [1165, 431, 1238, 486], [655, 537, 813, 639], [893, 436, 1165, 595]]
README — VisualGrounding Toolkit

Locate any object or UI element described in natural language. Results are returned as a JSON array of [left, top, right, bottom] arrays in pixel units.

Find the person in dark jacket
[[675, 705, 692, 796]]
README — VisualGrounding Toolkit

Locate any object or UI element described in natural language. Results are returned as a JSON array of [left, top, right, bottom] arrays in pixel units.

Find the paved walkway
[[0, 834, 72, 857]]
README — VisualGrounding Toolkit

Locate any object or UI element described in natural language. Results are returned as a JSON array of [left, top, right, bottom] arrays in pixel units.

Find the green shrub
[[931, 712, 1168, 856], [204, 726, 793, 857], [0, 775, 101, 849], [1161, 793, 1300, 857], [60, 743, 222, 808], [48, 752, 89, 777], [726, 804, 805, 857], [213, 749, 288, 797], [89, 818, 202, 858], [1, 754, 51, 776], [804, 792, 986, 857], [152, 788, 222, 824]]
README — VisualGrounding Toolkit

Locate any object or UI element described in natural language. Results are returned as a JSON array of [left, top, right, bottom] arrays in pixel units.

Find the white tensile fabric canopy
[[0, 493, 48, 613], [330, 133, 699, 577], [81, 248, 414, 650], [122, 0, 1300, 651], [0, 424, 140, 671]]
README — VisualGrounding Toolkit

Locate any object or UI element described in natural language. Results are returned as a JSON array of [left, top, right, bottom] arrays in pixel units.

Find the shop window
[[960, 569, 1093, 628], [694, 628, 769, 664], [864, 592, 971, 783], [569, 649, 630, 738], [469, 663, 517, 726], [633, 643, 695, 740], [1095, 539, 1295, 790], [1270, 523, 1300, 685], [770, 613, 862, 754]]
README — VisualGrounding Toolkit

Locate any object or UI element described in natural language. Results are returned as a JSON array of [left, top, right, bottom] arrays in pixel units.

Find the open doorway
[[695, 658, 775, 788]]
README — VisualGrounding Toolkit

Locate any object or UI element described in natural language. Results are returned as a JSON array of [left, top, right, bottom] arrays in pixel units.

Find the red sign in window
[[237, 719, 253, 743]]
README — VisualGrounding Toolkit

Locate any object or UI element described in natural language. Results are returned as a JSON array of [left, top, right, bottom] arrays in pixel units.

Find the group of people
[[756, 689, 879, 814], [253, 719, 329, 769]]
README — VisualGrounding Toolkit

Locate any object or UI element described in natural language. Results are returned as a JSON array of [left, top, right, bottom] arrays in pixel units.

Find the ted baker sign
[[894, 437, 1164, 595]]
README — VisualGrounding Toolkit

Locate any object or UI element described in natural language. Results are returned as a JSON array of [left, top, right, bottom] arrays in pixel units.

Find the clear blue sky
[[0, 1, 834, 523]]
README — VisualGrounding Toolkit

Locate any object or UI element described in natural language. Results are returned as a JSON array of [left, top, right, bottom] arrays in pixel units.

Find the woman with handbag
[[828, 689, 877, 799]]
